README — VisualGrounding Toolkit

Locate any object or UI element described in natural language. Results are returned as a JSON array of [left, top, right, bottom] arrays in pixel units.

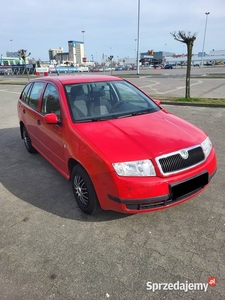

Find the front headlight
[[112, 159, 156, 176], [201, 137, 212, 159]]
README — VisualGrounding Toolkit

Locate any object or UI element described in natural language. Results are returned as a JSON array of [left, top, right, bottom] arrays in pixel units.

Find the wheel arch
[[68, 158, 81, 180], [19, 121, 25, 139]]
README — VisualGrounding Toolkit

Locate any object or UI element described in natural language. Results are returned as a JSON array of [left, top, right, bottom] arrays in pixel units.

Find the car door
[[36, 83, 67, 175], [20, 82, 45, 148]]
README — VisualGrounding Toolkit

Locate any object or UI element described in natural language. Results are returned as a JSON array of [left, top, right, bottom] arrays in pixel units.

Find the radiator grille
[[156, 146, 205, 175]]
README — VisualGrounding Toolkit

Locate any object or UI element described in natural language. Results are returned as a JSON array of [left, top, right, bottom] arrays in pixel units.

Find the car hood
[[74, 110, 206, 162]]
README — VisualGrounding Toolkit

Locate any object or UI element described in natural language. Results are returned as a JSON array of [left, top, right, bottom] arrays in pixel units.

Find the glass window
[[42, 84, 61, 118], [115, 82, 148, 107], [64, 80, 159, 122], [20, 82, 33, 103], [27, 82, 44, 111]]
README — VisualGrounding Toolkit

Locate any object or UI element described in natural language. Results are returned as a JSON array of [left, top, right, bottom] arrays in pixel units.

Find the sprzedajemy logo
[[146, 278, 217, 293]]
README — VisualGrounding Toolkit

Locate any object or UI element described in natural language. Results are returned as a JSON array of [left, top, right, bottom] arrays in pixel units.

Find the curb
[[160, 101, 225, 108]]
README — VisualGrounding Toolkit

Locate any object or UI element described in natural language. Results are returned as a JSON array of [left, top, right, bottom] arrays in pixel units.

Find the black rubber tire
[[71, 165, 100, 215], [22, 126, 36, 153]]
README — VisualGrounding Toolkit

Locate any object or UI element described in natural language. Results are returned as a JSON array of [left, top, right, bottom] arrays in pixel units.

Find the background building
[[68, 41, 84, 65], [49, 42, 84, 65], [48, 47, 64, 61], [55, 52, 69, 64], [6, 51, 20, 58], [0, 55, 23, 66]]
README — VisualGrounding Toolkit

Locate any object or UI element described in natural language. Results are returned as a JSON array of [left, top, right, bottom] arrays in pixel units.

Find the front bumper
[[108, 169, 216, 212], [92, 148, 217, 213]]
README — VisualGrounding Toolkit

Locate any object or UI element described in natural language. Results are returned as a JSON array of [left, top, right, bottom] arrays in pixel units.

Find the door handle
[[23, 109, 25, 114], [37, 120, 41, 125]]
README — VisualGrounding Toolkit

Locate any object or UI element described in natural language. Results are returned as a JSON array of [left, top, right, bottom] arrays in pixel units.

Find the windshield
[[64, 80, 160, 122]]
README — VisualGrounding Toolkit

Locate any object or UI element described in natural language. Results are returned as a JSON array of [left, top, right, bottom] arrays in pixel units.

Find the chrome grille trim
[[155, 145, 205, 176]]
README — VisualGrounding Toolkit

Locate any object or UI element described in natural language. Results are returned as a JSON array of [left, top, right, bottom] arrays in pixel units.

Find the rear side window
[[20, 83, 33, 103], [27, 82, 44, 111]]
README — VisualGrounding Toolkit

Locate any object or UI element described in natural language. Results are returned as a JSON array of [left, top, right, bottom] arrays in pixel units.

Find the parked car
[[115, 66, 123, 71], [131, 65, 137, 70], [164, 65, 173, 69], [78, 66, 89, 72], [17, 75, 217, 215], [0, 68, 13, 75], [90, 67, 99, 72], [205, 62, 214, 66], [104, 66, 115, 71]]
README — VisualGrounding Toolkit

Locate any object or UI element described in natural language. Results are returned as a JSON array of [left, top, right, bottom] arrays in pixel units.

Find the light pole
[[10, 39, 13, 56], [82, 30, 85, 63], [136, 0, 140, 74], [201, 12, 210, 67], [134, 38, 137, 58]]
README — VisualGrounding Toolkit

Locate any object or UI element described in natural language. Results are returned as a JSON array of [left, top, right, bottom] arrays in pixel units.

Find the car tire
[[71, 165, 100, 215], [22, 126, 36, 153]]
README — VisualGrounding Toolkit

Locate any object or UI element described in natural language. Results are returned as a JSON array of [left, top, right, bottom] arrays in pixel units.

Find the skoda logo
[[180, 150, 189, 159]]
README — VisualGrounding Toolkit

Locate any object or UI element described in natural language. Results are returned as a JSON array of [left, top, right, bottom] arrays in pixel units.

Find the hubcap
[[23, 129, 30, 148], [73, 174, 89, 206]]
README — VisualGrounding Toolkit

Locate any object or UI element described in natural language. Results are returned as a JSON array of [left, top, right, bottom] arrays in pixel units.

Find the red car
[[17, 75, 217, 214], [90, 67, 99, 72]]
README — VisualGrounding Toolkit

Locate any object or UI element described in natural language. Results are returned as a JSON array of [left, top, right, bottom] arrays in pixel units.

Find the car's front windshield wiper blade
[[75, 109, 154, 122], [75, 115, 118, 122], [131, 108, 154, 116], [112, 109, 155, 119]]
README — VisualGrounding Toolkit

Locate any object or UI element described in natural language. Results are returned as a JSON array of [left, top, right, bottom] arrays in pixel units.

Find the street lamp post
[[109, 55, 114, 75], [10, 39, 13, 56], [136, 0, 140, 74], [201, 12, 210, 67], [134, 38, 137, 58], [82, 30, 85, 64]]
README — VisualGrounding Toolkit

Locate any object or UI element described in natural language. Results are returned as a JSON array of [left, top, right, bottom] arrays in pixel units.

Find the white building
[[48, 47, 64, 61], [164, 50, 225, 65], [49, 42, 85, 65], [68, 41, 84, 65]]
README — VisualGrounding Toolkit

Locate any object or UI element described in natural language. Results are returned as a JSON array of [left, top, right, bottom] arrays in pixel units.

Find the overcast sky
[[1, 0, 225, 61]]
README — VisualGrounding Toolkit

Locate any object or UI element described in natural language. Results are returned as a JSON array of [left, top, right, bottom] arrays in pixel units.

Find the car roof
[[31, 75, 123, 85]]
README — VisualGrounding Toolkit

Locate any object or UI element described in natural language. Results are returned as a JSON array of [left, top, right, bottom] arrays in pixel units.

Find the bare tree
[[18, 49, 31, 81], [171, 31, 197, 98]]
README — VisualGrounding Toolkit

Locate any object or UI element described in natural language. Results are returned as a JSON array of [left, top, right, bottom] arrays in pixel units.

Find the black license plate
[[170, 172, 209, 200]]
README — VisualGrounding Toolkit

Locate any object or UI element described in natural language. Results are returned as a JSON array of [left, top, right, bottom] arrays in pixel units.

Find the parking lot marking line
[[0, 89, 21, 94], [139, 79, 203, 95], [197, 82, 225, 97]]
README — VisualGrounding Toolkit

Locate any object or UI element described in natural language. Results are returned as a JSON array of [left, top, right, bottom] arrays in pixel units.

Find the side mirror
[[153, 99, 161, 106], [44, 113, 60, 124]]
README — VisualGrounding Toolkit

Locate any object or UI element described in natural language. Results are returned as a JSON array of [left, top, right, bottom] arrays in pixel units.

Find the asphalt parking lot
[[1, 65, 225, 99], [0, 84, 225, 300]]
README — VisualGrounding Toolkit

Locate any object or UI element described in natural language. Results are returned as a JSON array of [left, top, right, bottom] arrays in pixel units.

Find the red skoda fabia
[[17, 75, 217, 214]]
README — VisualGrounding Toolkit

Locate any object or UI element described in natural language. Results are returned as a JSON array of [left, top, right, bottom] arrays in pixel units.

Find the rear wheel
[[71, 165, 100, 215], [22, 126, 36, 153]]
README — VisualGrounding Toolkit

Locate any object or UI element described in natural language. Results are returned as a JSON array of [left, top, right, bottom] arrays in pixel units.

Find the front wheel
[[71, 165, 100, 215]]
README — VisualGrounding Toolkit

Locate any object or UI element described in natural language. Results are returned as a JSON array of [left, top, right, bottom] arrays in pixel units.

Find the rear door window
[[20, 83, 33, 103], [27, 82, 44, 111]]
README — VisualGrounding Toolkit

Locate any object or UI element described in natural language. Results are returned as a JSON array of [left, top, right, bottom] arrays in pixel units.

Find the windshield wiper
[[75, 115, 118, 122], [131, 108, 154, 116]]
